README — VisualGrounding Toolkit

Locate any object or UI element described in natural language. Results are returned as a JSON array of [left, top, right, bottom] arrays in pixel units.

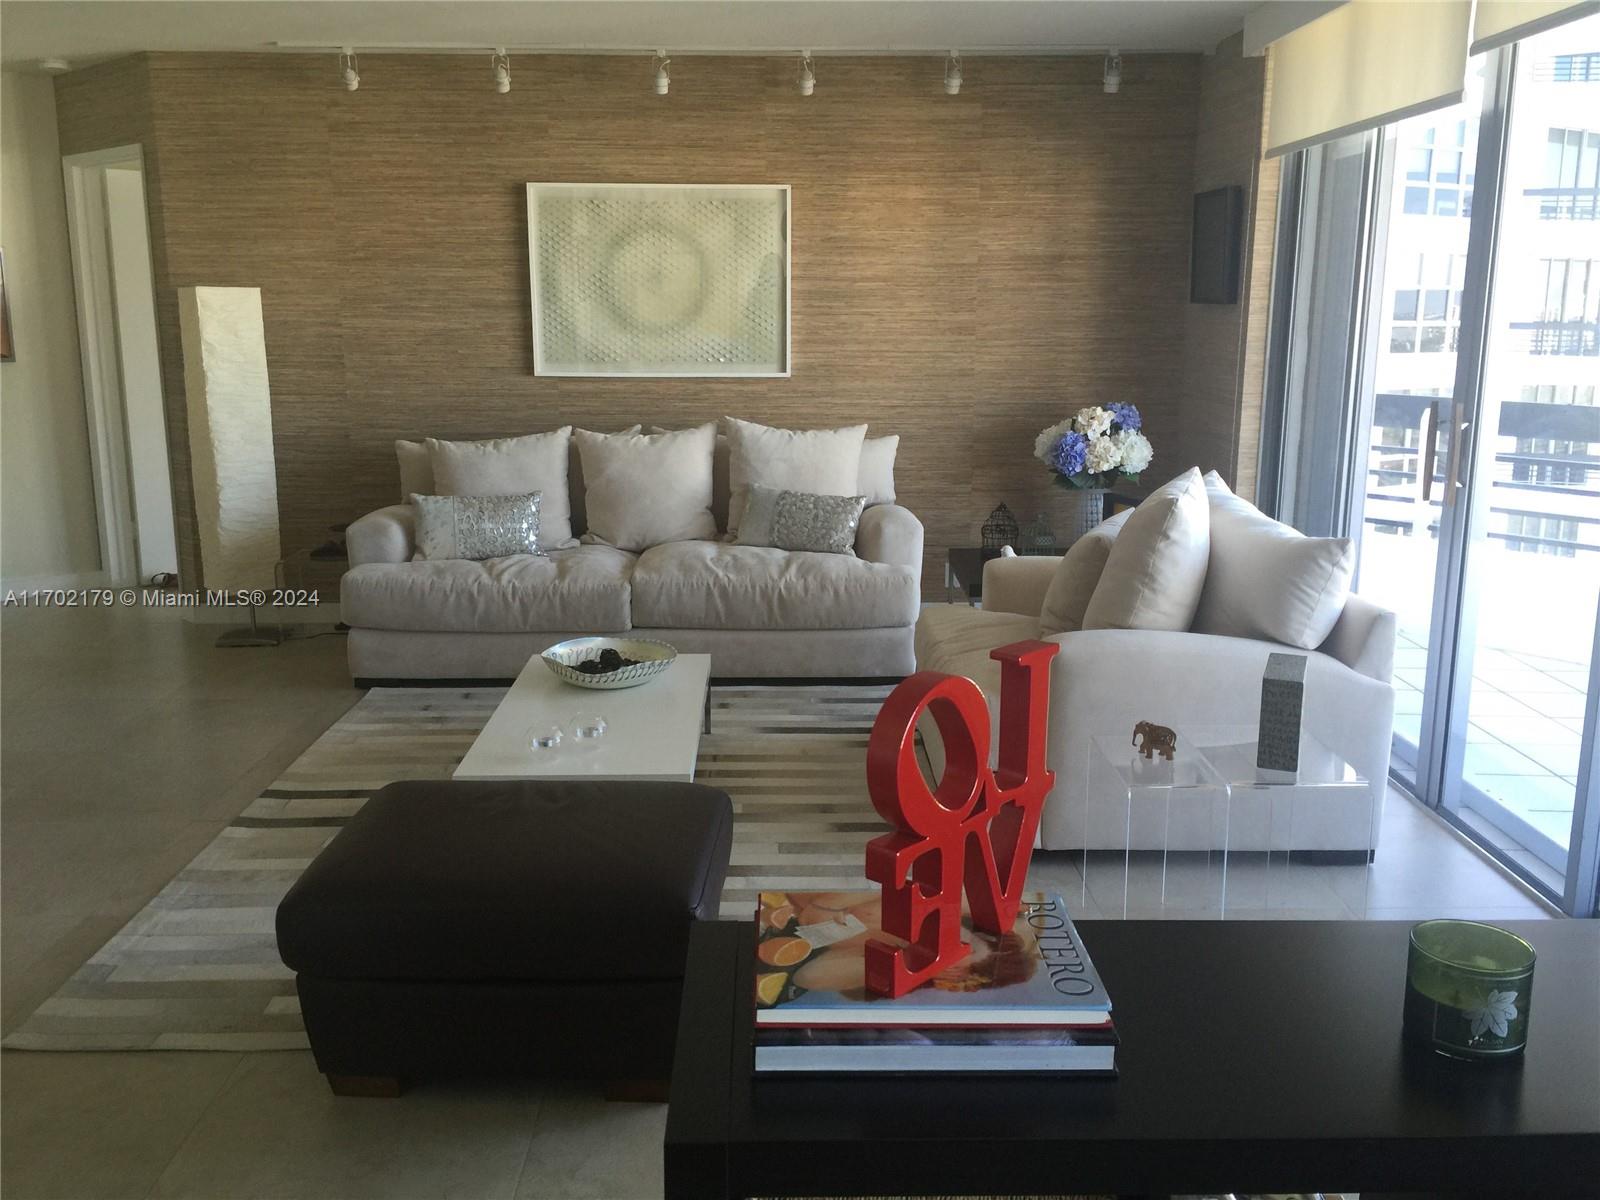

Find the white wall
[[104, 163, 177, 579], [0, 70, 100, 585]]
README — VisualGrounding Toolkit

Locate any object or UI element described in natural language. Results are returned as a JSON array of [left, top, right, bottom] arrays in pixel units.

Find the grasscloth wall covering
[[56, 52, 1233, 595], [1180, 33, 1279, 503]]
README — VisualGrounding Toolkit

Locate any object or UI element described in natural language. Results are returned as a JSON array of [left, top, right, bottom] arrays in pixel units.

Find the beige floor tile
[[0, 1051, 244, 1200], [148, 1053, 539, 1200], [514, 1084, 666, 1200]]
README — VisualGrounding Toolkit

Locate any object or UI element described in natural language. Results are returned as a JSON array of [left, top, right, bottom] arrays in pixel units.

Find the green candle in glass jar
[[1403, 920, 1536, 1061]]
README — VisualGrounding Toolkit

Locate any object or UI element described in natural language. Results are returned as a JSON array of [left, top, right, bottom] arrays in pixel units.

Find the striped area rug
[[3, 684, 890, 1052]]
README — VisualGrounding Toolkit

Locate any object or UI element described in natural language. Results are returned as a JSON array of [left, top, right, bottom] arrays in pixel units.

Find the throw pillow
[[396, 439, 433, 500], [411, 492, 542, 561], [569, 425, 641, 536], [426, 428, 576, 548], [574, 423, 718, 552], [1192, 471, 1355, 649], [735, 483, 787, 548], [723, 417, 867, 536], [1081, 467, 1211, 631], [1038, 509, 1133, 635], [857, 435, 899, 505], [772, 490, 868, 554]]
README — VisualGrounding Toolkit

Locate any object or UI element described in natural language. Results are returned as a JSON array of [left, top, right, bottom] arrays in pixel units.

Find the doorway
[[61, 144, 177, 588]]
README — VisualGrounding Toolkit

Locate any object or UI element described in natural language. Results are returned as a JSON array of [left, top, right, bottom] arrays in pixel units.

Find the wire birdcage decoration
[[1024, 513, 1058, 556], [981, 503, 1021, 550]]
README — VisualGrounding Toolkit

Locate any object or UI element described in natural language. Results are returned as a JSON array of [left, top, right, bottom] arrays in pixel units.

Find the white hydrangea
[[1033, 419, 1075, 464], [1073, 406, 1113, 439], [1085, 435, 1122, 474], [1115, 430, 1153, 474]]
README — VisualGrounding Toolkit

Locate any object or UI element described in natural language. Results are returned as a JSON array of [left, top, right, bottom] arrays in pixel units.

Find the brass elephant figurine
[[1132, 721, 1177, 761]]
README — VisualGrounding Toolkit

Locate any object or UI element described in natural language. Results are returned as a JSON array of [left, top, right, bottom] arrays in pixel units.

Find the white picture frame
[[527, 182, 791, 378]]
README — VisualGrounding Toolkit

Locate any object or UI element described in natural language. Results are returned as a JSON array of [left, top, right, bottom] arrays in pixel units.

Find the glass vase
[[1402, 920, 1536, 1061], [1069, 488, 1106, 543]]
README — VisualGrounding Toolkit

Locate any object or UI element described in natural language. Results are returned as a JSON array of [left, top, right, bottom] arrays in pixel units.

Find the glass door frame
[[1262, 43, 1600, 917]]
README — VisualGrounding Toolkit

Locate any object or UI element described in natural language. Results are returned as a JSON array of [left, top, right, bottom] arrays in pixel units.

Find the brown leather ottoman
[[275, 779, 733, 1096]]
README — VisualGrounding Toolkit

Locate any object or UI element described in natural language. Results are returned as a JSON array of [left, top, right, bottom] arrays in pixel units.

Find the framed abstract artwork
[[527, 183, 790, 377]]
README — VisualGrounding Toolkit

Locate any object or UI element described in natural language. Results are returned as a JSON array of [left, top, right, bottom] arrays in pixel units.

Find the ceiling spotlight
[[37, 58, 71, 74], [1103, 48, 1122, 94], [492, 47, 510, 94], [653, 50, 671, 95], [798, 51, 815, 96], [339, 46, 360, 92], [944, 50, 962, 95]]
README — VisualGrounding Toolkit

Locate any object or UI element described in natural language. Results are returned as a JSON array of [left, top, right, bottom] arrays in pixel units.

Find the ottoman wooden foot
[[327, 1074, 404, 1098]]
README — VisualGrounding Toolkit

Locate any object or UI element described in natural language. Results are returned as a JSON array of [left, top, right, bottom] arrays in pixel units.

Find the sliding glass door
[[1268, 15, 1600, 915], [1440, 17, 1600, 906]]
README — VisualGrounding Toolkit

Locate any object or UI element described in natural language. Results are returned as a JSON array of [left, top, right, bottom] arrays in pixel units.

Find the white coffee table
[[452, 652, 713, 782]]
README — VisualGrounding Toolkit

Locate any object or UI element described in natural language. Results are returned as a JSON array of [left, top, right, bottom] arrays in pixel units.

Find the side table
[[943, 546, 1003, 605]]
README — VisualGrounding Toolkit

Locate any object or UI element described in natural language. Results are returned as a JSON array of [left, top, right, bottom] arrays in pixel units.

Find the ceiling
[[0, 1, 1263, 67]]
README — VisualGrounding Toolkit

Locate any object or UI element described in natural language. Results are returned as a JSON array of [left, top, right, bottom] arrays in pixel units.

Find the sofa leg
[[327, 1074, 404, 1098], [604, 1077, 670, 1103]]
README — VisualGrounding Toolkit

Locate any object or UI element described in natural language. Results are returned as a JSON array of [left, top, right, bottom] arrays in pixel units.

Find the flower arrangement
[[1033, 404, 1153, 490]]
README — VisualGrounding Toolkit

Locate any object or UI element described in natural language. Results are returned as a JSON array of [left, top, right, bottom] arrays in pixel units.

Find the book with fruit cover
[[753, 890, 1111, 1027], [754, 1023, 1119, 1074]]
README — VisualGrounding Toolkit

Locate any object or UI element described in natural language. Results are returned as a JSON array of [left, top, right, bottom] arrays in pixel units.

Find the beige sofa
[[341, 483, 924, 684]]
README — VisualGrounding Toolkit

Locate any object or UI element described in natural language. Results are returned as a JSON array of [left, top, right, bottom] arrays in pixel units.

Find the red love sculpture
[[863, 640, 1059, 998]]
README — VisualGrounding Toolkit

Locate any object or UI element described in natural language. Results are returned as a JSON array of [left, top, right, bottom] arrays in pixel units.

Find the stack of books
[[753, 890, 1115, 1075]]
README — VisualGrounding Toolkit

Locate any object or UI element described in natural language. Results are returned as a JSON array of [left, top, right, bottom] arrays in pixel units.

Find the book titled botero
[[754, 890, 1112, 1027]]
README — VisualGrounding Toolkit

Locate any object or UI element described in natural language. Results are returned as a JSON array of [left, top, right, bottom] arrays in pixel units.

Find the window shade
[[1470, 0, 1600, 54], [1266, 1, 1473, 158]]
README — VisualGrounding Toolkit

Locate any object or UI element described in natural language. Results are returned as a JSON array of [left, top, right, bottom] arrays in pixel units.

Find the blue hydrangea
[[1050, 431, 1088, 477], [1108, 402, 1142, 432]]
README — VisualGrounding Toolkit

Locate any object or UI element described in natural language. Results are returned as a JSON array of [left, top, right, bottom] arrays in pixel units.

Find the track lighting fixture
[[944, 50, 962, 95], [798, 51, 815, 96], [653, 50, 671, 95], [492, 47, 511, 94], [1103, 48, 1122, 94], [339, 46, 359, 92]]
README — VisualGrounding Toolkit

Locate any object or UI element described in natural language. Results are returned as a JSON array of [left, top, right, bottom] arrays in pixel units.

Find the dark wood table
[[665, 919, 1599, 1199]]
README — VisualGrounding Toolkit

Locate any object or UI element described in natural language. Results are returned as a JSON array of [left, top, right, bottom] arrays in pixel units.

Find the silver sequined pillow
[[412, 492, 543, 561], [771, 491, 866, 555]]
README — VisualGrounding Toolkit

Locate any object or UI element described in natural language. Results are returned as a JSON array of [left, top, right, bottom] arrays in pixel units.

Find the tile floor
[[1391, 627, 1590, 871], [0, 604, 1556, 1200]]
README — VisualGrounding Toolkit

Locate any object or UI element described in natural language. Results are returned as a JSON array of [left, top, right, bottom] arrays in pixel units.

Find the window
[[1502, 513, 1581, 556], [1519, 383, 1598, 406], [1395, 119, 1476, 219], [1542, 51, 1600, 82], [1515, 259, 1600, 354], [1534, 128, 1600, 219], [1386, 254, 1466, 354]]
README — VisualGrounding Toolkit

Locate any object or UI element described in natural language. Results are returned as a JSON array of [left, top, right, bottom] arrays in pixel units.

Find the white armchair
[[916, 554, 1397, 853]]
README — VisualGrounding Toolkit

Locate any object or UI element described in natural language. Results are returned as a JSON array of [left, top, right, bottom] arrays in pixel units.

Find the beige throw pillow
[[1082, 467, 1211, 631], [723, 418, 867, 535], [396, 439, 434, 500], [1192, 471, 1355, 649], [857, 435, 899, 505], [426, 428, 576, 548], [574, 423, 718, 552], [1038, 509, 1133, 635]]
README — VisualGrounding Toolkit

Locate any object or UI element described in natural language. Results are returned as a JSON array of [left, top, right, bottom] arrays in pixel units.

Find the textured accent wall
[[1180, 34, 1280, 502], [56, 51, 1217, 594]]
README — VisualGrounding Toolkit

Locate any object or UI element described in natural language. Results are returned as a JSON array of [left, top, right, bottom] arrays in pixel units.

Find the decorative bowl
[[540, 637, 678, 690]]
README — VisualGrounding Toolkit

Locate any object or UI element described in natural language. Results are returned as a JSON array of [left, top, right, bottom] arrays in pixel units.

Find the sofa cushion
[[427, 429, 577, 549], [724, 417, 867, 536], [1082, 467, 1211, 632], [915, 605, 1042, 675], [341, 545, 634, 633], [575, 423, 718, 552], [1193, 471, 1355, 649], [1038, 509, 1133, 635], [276, 779, 733, 981], [396, 439, 434, 499], [631, 540, 919, 631]]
